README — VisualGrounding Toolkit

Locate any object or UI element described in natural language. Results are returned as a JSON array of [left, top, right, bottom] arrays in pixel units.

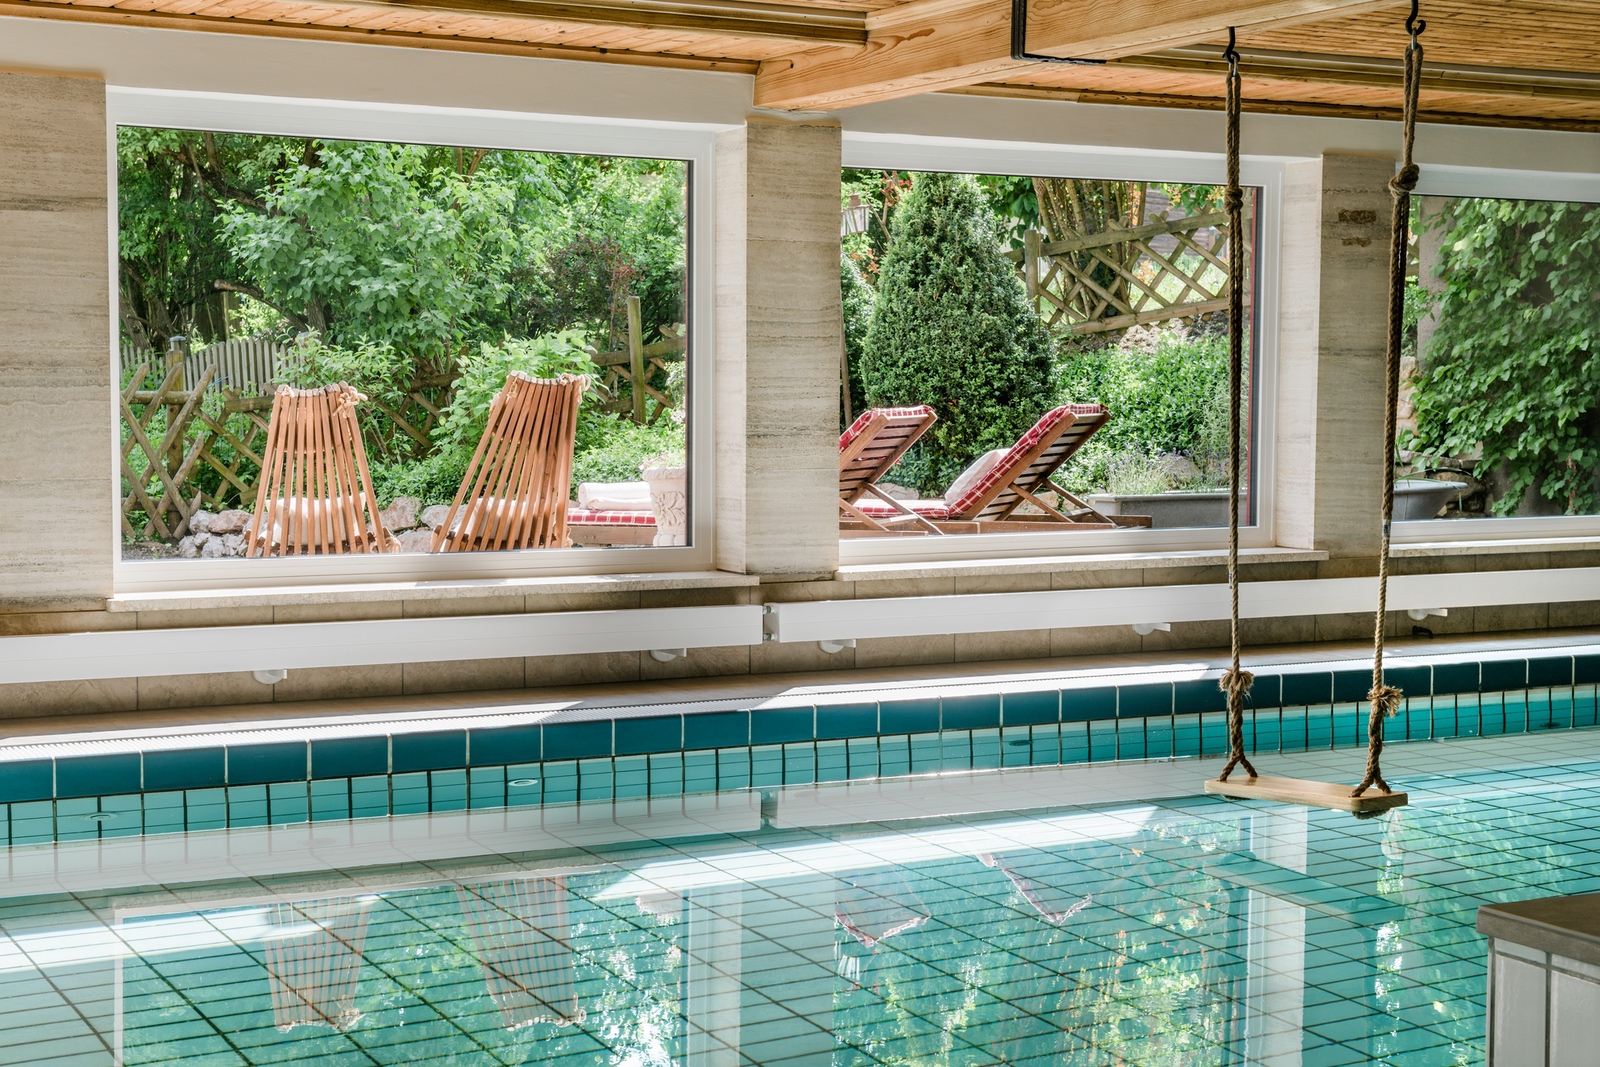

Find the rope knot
[[1223, 188, 1245, 213], [1367, 684, 1403, 718], [1219, 668, 1255, 701], [1389, 163, 1419, 196]]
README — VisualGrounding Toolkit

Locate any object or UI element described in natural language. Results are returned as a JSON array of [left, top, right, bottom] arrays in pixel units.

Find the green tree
[[861, 172, 1053, 494], [1408, 198, 1600, 515], [841, 253, 874, 426]]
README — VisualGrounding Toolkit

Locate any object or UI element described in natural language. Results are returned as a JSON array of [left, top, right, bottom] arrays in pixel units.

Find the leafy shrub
[[433, 331, 599, 473], [1407, 198, 1600, 515], [841, 254, 874, 427], [1055, 325, 1232, 495], [861, 172, 1053, 494], [571, 417, 683, 486]]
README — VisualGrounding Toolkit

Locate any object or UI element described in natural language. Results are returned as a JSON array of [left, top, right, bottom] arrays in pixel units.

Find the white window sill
[[105, 571, 759, 614], [1392, 537, 1600, 558], [837, 547, 1328, 583]]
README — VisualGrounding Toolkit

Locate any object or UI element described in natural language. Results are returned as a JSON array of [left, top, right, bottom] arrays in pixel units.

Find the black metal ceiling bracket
[[1010, 0, 1106, 65]]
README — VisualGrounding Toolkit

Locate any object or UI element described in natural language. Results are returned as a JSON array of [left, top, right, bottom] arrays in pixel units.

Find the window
[[1400, 191, 1600, 527], [835, 139, 1273, 562], [108, 90, 714, 589]]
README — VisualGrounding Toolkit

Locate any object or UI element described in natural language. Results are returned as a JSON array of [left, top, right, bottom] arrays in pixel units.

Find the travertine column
[[1273, 153, 1394, 560], [0, 72, 112, 608], [714, 117, 841, 579]]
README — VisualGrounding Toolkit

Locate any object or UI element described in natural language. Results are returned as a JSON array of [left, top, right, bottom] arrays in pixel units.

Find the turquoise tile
[[468, 723, 539, 766], [846, 738, 879, 779], [310, 779, 351, 821], [1333, 704, 1364, 748], [1307, 706, 1334, 749], [390, 772, 430, 815], [816, 702, 876, 741], [266, 781, 308, 824], [225, 785, 267, 827], [1200, 711, 1229, 755], [1576, 655, 1600, 685], [1333, 669, 1371, 704], [815, 740, 848, 782], [1144, 718, 1174, 759], [750, 745, 783, 787], [649, 752, 684, 795], [1173, 678, 1226, 715], [393, 731, 466, 773], [879, 736, 911, 777], [685, 711, 749, 750], [782, 743, 815, 785], [1002, 689, 1058, 726], [1053, 724, 1084, 764], [1574, 687, 1599, 729], [467, 766, 506, 809], [1481, 658, 1526, 692], [1283, 671, 1333, 706], [0, 760, 53, 803], [1433, 661, 1479, 695], [351, 775, 390, 817], [542, 721, 612, 760], [142, 791, 186, 835], [716, 749, 750, 791], [311, 737, 387, 779], [1118, 682, 1172, 718], [614, 755, 649, 798], [971, 728, 1001, 769], [577, 758, 613, 801], [502, 765, 541, 807], [1172, 713, 1202, 756], [751, 708, 813, 745], [910, 733, 942, 774], [1000, 726, 1033, 767], [1061, 686, 1116, 722], [940, 731, 972, 770], [880, 698, 939, 735], [684, 750, 717, 793], [942, 694, 1000, 730], [227, 743, 307, 786], [1088, 719, 1116, 761], [1250, 673, 1284, 708], [185, 788, 227, 830], [8, 801, 52, 845], [1116, 718, 1146, 760], [56, 754, 141, 799], [614, 715, 683, 757], [429, 769, 467, 811], [144, 748, 226, 791]]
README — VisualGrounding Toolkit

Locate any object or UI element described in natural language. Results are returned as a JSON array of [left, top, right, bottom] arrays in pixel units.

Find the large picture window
[[114, 111, 697, 573], [1401, 193, 1600, 525], [836, 166, 1260, 548]]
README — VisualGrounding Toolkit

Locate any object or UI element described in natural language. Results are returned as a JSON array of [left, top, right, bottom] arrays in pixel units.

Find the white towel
[[577, 481, 653, 511]]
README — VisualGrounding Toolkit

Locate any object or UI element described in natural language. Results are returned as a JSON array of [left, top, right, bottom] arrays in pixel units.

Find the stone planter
[[642, 465, 688, 546], [1392, 478, 1469, 520], [1087, 490, 1229, 529]]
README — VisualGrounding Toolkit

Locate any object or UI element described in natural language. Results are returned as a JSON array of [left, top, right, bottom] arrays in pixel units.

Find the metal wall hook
[[1406, 0, 1425, 39], [1223, 26, 1239, 67]]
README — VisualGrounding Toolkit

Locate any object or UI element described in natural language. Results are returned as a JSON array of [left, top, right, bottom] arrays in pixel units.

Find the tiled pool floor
[[5, 731, 1597, 1067]]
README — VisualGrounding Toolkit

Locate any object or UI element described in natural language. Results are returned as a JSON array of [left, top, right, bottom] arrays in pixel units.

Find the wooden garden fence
[[121, 335, 286, 395], [590, 295, 686, 424], [1008, 210, 1237, 335]]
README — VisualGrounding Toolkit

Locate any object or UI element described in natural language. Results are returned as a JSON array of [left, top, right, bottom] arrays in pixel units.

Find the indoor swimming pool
[[4, 731, 1596, 1067]]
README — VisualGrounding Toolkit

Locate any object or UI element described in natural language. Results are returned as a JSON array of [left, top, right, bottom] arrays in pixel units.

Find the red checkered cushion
[[853, 498, 953, 520], [948, 404, 1108, 518], [568, 508, 656, 526], [839, 405, 937, 451]]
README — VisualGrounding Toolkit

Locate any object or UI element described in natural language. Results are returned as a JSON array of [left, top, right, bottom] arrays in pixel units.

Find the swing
[[1202, 8, 1427, 815]]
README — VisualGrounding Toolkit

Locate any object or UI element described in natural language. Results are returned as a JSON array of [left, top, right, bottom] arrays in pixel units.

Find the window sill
[[1392, 537, 1600, 558], [836, 547, 1328, 583], [105, 570, 759, 614]]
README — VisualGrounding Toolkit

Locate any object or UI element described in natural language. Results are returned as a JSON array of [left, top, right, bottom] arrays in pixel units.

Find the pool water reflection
[[5, 758, 1595, 1067]]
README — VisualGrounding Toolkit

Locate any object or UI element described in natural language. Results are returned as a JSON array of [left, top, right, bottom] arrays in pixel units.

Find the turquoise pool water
[[4, 752, 1595, 1067]]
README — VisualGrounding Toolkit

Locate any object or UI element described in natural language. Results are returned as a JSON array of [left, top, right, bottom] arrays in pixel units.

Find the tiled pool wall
[[3, 652, 1598, 845]]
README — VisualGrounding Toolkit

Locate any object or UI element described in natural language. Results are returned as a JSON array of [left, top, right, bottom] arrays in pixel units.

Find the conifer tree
[[862, 172, 1053, 494]]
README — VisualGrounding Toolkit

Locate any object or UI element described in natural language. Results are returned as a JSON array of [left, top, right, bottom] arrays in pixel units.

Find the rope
[[1216, 33, 1257, 783], [1354, 19, 1424, 798]]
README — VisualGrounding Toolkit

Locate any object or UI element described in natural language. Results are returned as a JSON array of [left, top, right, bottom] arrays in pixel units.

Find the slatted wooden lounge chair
[[431, 372, 588, 552], [245, 384, 393, 557], [458, 877, 585, 1029], [262, 895, 375, 1033], [838, 405, 940, 534], [977, 852, 1093, 926], [849, 404, 1151, 533]]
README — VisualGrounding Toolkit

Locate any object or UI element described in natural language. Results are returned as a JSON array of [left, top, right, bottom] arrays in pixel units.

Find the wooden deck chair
[[262, 895, 375, 1033], [977, 853, 1093, 926], [849, 404, 1151, 533], [431, 372, 588, 553], [245, 384, 392, 557], [457, 877, 585, 1029], [837, 405, 940, 534]]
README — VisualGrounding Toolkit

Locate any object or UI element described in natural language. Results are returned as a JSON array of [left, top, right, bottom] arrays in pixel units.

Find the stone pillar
[[1273, 154, 1394, 562], [0, 73, 112, 609], [713, 117, 841, 579]]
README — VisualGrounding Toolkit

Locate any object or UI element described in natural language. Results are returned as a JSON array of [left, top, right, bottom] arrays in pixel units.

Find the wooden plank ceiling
[[6, 0, 1600, 130]]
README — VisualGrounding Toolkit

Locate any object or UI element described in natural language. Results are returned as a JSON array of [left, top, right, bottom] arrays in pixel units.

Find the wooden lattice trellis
[[591, 295, 686, 424], [368, 371, 459, 458], [1009, 209, 1237, 335]]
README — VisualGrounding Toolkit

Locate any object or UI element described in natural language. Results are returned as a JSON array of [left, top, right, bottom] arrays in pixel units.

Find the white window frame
[[1395, 162, 1600, 545], [838, 131, 1283, 564], [107, 88, 719, 593]]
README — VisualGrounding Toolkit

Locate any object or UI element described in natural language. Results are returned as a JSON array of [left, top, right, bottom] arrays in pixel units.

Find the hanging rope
[[1354, 4, 1425, 798], [1216, 28, 1256, 783]]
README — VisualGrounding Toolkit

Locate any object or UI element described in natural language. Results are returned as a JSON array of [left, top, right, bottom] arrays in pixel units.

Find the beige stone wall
[[1274, 153, 1395, 561], [0, 72, 112, 610], [713, 118, 842, 579]]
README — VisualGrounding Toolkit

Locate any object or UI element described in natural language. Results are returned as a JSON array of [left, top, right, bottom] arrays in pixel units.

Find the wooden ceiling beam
[[754, 0, 1404, 110]]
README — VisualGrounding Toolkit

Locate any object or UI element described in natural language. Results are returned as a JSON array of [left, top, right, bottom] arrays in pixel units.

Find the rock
[[221, 533, 247, 556], [200, 536, 229, 559], [394, 528, 435, 554], [380, 496, 421, 532], [189, 510, 216, 534], [177, 535, 203, 559], [208, 509, 252, 535], [420, 504, 454, 530], [1156, 453, 1202, 484]]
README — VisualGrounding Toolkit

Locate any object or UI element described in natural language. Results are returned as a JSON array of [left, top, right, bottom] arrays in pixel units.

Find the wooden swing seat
[[1205, 774, 1408, 813]]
